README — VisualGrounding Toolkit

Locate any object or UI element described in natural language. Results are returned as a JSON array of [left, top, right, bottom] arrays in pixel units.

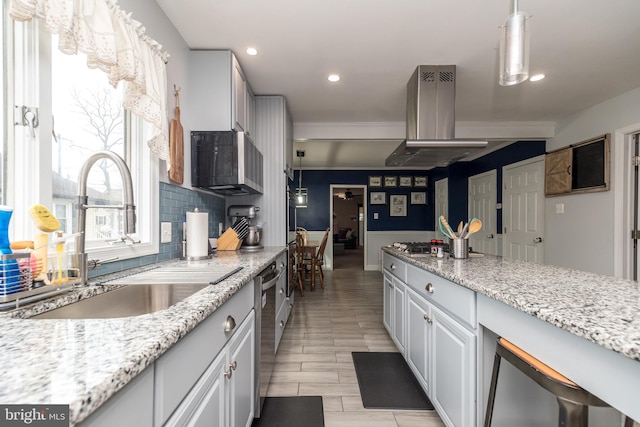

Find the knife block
[[217, 228, 243, 251]]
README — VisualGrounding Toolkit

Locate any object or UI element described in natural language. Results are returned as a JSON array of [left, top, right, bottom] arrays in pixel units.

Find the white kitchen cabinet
[[392, 277, 406, 354], [246, 86, 256, 138], [406, 287, 431, 394], [188, 50, 253, 132], [384, 253, 477, 427], [431, 304, 476, 427]]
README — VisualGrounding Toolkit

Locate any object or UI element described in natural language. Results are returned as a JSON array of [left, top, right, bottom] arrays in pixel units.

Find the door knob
[[487, 234, 494, 239], [534, 237, 543, 243]]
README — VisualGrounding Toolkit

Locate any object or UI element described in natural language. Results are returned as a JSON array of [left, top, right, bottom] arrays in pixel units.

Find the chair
[[485, 337, 609, 427], [292, 233, 305, 297], [310, 228, 330, 289]]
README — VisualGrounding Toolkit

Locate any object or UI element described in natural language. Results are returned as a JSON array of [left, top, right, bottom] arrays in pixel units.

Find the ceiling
[[155, 0, 640, 169]]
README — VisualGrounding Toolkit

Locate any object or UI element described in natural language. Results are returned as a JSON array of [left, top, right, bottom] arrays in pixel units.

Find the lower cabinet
[[385, 254, 477, 427]]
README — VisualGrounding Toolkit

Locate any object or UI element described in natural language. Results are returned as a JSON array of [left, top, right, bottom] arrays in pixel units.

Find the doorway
[[330, 185, 367, 270]]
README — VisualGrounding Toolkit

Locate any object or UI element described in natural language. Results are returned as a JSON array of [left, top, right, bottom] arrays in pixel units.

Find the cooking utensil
[[169, 85, 184, 184], [465, 218, 483, 238], [440, 215, 457, 239], [457, 221, 464, 236], [459, 221, 470, 239], [438, 216, 454, 239]]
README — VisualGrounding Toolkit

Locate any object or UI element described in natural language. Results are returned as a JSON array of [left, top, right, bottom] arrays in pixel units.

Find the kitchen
[[1, 0, 640, 426]]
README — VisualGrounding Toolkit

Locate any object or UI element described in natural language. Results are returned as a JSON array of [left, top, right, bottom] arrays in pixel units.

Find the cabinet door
[[431, 305, 476, 427], [284, 104, 293, 179], [246, 86, 255, 137], [392, 278, 406, 354], [406, 289, 431, 394], [228, 310, 256, 427], [545, 147, 572, 195], [383, 272, 393, 333], [164, 350, 226, 427], [232, 61, 247, 132]]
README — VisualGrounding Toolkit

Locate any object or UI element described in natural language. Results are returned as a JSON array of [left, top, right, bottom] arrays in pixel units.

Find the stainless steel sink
[[31, 283, 208, 319]]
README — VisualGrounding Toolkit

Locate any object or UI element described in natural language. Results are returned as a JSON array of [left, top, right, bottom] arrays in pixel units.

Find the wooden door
[[545, 147, 572, 195], [503, 157, 545, 263], [468, 171, 497, 255]]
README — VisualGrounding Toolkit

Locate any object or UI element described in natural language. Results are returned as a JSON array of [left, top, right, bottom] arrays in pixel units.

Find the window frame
[[7, 18, 159, 262]]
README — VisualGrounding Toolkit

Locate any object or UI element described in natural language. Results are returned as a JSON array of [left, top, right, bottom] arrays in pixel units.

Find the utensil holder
[[452, 238, 469, 259]]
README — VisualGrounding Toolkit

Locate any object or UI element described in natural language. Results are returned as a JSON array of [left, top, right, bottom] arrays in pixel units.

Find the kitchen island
[[382, 247, 640, 426], [0, 247, 285, 426]]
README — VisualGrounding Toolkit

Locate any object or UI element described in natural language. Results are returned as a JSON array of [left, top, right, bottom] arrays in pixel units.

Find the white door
[[468, 171, 497, 255], [503, 157, 545, 263], [435, 179, 449, 240]]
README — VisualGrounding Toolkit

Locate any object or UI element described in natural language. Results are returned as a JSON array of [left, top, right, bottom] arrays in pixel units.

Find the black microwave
[[191, 131, 263, 195]]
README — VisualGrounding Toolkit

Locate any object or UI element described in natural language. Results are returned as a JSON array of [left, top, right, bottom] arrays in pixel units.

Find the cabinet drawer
[[154, 282, 254, 426], [383, 253, 406, 282], [407, 264, 476, 329]]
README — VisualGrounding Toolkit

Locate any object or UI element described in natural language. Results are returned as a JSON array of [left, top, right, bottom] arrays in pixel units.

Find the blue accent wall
[[295, 140, 545, 233]]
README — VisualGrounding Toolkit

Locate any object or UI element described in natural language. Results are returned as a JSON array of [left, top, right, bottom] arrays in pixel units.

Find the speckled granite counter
[[0, 247, 285, 426], [382, 247, 640, 362]]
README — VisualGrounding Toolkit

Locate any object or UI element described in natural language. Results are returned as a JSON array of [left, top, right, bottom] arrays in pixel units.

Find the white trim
[[613, 123, 640, 279]]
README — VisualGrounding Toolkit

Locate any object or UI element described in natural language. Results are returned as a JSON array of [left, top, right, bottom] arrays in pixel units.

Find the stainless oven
[[254, 260, 285, 418]]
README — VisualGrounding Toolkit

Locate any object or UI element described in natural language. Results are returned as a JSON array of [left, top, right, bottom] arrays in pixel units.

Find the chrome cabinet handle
[[388, 282, 393, 289], [390, 263, 396, 270], [279, 287, 285, 295], [230, 361, 237, 371], [224, 315, 236, 332], [426, 283, 434, 293], [423, 314, 432, 324], [280, 320, 285, 329], [224, 369, 233, 379]]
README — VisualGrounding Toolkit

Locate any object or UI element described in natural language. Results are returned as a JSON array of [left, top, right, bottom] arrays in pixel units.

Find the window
[[6, 19, 158, 261]]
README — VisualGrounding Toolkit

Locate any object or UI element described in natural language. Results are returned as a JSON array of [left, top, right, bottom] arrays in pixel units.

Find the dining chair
[[310, 227, 330, 289], [292, 232, 305, 297]]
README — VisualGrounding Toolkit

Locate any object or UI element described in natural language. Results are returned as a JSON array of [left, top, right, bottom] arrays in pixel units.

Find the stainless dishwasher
[[254, 260, 285, 418]]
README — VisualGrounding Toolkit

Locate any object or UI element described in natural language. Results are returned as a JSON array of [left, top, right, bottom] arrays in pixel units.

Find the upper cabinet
[[189, 50, 255, 133]]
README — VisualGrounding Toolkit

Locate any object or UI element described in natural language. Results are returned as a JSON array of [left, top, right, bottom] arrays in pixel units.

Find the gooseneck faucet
[[76, 151, 137, 285]]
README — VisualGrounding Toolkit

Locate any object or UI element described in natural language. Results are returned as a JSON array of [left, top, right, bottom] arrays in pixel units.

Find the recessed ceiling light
[[328, 74, 340, 82], [246, 47, 258, 56], [529, 74, 545, 82]]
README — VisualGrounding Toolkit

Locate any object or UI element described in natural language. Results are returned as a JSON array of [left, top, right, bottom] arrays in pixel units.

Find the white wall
[[117, 0, 192, 187], [545, 86, 640, 275]]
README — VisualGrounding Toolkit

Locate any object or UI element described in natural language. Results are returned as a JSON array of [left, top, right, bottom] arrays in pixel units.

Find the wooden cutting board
[[169, 90, 184, 184]]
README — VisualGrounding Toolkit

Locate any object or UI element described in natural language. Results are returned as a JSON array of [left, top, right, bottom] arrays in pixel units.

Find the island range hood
[[385, 65, 488, 168]]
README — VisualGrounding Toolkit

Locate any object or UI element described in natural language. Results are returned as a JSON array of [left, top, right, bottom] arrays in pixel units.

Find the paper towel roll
[[186, 210, 208, 258]]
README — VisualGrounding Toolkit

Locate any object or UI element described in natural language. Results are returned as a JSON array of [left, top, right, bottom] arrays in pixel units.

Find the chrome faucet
[[76, 151, 137, 285]]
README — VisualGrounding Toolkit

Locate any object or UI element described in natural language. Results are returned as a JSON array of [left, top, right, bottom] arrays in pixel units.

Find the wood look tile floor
[[267, 248, 446, 427]]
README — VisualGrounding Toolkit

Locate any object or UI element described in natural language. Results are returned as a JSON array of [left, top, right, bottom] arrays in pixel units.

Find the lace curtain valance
[[9, 0, 171, 167]]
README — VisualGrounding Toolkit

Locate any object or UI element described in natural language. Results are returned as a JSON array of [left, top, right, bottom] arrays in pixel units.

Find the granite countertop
[[0, 247, 285, 426], [382, 247, 640, 363]]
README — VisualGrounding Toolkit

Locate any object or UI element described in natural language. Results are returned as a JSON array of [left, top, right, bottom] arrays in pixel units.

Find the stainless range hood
[[385, 65, 488, 168]]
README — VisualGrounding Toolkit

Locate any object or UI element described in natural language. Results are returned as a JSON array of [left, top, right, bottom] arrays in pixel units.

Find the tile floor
[[267, 248, 446, 427]]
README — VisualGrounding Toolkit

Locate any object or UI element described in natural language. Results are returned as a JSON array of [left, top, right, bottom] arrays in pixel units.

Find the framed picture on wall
[[384, 176, 398, 187], [369, 176, 382, 187], [411, 192, 427, 205], [389, 195, 407, 216], [370, 191, 386, 205], [414, 176, 428, 187], [399, 176, 413, 187]]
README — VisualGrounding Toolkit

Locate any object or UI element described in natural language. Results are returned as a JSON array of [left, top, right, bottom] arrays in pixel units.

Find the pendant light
[[499, 0, 530, 86], [295, 150, 308, 208]]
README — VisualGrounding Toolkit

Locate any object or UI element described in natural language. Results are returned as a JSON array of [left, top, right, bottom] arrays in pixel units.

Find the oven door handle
[[261, 267, 285, 291]]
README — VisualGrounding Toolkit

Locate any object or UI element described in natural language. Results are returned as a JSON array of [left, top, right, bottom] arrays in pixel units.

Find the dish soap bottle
[[0, 206, 20, 294]]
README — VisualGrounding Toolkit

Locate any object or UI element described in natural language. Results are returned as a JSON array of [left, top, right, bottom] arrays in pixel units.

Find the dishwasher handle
[[261, 266, 285, 291]]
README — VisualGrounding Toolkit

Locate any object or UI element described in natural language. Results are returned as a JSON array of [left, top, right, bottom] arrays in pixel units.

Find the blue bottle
[[0, 206, 20, 294]]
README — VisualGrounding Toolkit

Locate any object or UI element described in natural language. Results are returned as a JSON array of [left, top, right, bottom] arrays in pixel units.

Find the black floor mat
[[252, 396, 324, 427], [352, 352, 434, 410]]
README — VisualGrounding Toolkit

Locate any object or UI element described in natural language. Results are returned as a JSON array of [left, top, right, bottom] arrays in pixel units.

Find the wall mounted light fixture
[[499, 0, 531, 86]]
